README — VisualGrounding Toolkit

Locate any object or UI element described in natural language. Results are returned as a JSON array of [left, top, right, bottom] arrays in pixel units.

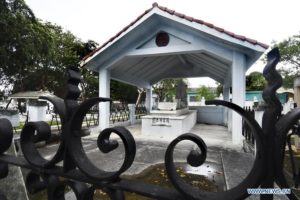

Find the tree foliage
[[216, 83, 223, 96], [110, 80, 139, 104], [196, 86, 215, 100], [272, 33, 300, 88], [0, 0, 50, 89], [152, 79, 186, 102], [0, 0, 99, 98], [246, 71, 267, 91]]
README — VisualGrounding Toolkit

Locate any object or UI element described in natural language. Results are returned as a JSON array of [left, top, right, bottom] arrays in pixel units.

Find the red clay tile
[[246, 38, 257, 45], [204, 22, 214, 28], [258, 42, 269, 49], [129, 21, 135, 26], [193, 18, 204, 24], [185, 15, 194, 22], [158, 6, 167, 11], [224, 30, 235, 37], [152, 2, 158, 7], [234, 34, 246, 41], [166, 8, 175, 15], [136, 13, 145, 21], [115, 30, 123, 38], [214, 26, 224, 32], [174, 11, 185, 18], [82, 3, 268, 61], [108, 37, 115, 43]]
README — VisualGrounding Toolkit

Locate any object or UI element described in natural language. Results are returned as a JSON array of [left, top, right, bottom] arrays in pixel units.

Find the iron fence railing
[[242, 106, 255, 146], [110, 104, 130, 123], [135, 104, 147, 119], [0, 48, 300, 199]]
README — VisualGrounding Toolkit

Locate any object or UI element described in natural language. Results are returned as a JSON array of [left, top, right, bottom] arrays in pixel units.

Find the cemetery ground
[[11, 123, 289, 199], [0, 110, 295, 199]]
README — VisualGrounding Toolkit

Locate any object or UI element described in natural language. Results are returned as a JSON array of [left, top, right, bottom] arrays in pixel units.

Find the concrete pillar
[[128, 104, 136, 125], [99, 68, 110, 130], [223, 85, 230, 101], [27, 100, 47, 122], [145, 88, 152, 113], [294, 76, 300, 107], [231, 51, 246, 145], [293, 77, 300, 148], [223, 85, 230, 127]]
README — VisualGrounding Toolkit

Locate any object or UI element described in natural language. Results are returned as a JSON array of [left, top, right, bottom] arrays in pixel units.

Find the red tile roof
[[82, 3, 269, 61]]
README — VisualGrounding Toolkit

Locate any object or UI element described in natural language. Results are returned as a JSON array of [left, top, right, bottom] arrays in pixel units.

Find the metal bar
[[0, 154, 184, 200]]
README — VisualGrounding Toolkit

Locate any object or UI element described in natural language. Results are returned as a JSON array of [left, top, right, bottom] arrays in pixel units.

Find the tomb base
[[141, 110, 196, 137]]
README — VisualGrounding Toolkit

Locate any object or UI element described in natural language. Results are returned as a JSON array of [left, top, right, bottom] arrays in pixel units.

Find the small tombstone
[[175, 80, 187, 109]]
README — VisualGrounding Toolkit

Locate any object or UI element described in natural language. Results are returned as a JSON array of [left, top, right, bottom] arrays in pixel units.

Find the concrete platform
[[141, 110, 197, 137], [120, 123, 237, 150]]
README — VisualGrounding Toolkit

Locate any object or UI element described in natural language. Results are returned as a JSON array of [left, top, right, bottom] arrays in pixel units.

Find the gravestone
[[175, 80, 187, 109], [157, 102, 177, 111]]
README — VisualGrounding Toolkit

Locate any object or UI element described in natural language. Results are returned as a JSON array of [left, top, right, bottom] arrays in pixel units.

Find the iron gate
[[0, 48, 299, 199]]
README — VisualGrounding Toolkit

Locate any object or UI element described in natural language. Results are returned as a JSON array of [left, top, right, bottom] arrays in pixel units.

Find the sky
[[24, 0, 300, 87]]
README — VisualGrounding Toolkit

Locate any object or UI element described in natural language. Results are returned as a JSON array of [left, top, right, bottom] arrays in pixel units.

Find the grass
[[14, 117, 98, 133]]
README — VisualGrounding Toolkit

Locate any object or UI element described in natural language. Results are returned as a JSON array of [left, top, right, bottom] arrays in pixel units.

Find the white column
[[223, 85, 230, 127], [99, 68, 110, 130], [128, 104, 136, 125], [231, 51, 246, 145], [223, 85, 230, 101], [145, 88, 152, 113]]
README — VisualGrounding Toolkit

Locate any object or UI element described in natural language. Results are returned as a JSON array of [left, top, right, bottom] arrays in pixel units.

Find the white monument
[[142, 81, 196, 137]]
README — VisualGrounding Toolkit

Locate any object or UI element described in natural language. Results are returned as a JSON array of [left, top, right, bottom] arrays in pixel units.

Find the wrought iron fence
[[110, 104, 130, 124], [135, 104, 147, 119], [242, 106, 255, 146], [0, 48, 300, 199]]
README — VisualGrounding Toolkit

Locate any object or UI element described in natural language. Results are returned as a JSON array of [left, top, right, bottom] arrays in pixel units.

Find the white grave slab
[[141, 110, 197, 137]]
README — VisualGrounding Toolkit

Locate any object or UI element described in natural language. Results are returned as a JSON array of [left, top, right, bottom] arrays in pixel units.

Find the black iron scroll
[[0, 48, 299, 200]]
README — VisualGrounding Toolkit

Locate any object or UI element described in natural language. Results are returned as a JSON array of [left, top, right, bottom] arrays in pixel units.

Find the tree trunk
[[136, 88, 144, 106]]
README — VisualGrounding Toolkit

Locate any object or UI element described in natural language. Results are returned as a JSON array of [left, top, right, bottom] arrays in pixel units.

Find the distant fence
[[110, 103, 147, 124], [135, 104, 147, 119], [110, 104, 130, 123], [2, 50, 300, 199], [242, 106, 255, 146]]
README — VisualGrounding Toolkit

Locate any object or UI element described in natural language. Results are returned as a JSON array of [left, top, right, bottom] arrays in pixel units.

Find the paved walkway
[[89, 123, 240, 150], [84, 123, 288, 199], [30, 123, 288, 199], [85, 124, 253, 189]]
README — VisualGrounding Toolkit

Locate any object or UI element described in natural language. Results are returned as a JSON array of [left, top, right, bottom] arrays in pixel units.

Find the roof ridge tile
[[82, 2, 268, 62]]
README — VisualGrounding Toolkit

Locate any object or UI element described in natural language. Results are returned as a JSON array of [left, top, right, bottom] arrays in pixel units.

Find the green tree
[[0, 0, 52, 90], [0, 0, 100, 97], [110, 80, 138, 104], [216, 83, 223, 96], [76, 40, 99, 99], [196, 86, 215, 100], [271, 33, 300, 88], [152, 79, 186, 102], [246, 71, 267, 91]]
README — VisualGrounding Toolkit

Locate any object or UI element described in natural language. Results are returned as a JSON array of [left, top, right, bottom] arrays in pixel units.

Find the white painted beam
[[127, 45, 205, 58]]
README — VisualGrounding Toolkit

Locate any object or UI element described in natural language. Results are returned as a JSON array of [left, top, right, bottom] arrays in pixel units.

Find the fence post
[[128, 104, 136, 125]]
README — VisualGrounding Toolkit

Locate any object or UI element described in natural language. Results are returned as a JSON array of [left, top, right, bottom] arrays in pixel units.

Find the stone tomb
[[142, 102, 196, 137]]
